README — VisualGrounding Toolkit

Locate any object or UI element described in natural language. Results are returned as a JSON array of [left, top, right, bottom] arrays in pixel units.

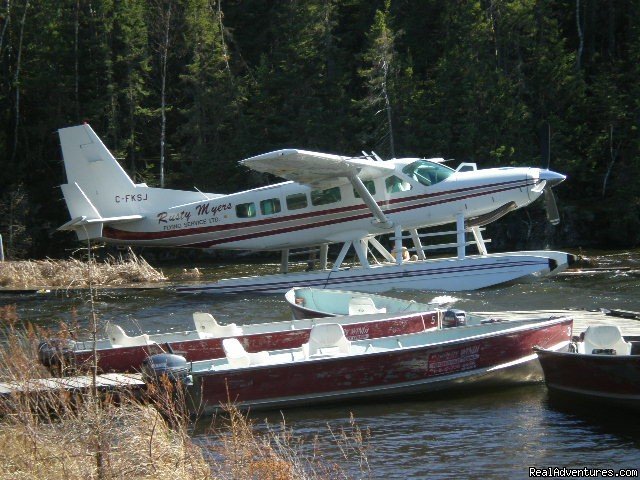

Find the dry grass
[[0, 401, 212, 480], [205, 407, 371, 480], [0, 317, 371, 480], [0, 249, 166, 289]]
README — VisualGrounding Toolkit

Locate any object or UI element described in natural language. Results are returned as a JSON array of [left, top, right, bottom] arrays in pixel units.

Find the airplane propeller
[[531, 170, 565, 226], [544, 184, 560, 225], [533, 170, 565, 226], [539, 122, 563, 226]]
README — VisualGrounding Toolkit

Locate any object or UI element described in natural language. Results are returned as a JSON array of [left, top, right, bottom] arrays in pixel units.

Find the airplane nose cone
[[538, 169, 566, 187]]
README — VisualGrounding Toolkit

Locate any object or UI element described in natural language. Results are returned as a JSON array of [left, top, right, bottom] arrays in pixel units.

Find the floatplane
[[57, 123, 572, 294]]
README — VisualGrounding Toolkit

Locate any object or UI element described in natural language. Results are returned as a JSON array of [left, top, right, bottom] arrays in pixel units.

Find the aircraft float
[[57, 123, 573, 294]]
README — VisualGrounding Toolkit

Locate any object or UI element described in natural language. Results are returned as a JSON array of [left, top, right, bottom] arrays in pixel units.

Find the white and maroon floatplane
[[143, 315, 573, 413], [39, 309, 441, 373], [535, 325, 640, 410], [57, 123, 572, 294]]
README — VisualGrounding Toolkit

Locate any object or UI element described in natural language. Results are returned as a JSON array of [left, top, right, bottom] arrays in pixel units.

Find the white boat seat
[[222, 338, 269, 367], [578, 325, 632, 355], [193, 312, 243, 339], [348, 296, 386, 315], [106, 323, 150, 348], [303, 323, 351, 357]]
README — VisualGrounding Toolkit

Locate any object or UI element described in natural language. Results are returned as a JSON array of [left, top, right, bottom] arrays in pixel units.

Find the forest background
[[0, 0, 638, 260]]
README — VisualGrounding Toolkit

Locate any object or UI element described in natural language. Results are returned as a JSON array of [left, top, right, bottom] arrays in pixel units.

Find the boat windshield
[[402, 160, 454, 187]]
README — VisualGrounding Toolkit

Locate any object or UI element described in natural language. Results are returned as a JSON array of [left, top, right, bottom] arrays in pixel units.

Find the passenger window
[[311, 186, 342, 206], [286, 193, 308, 210], [260, 198, 281, 215], [236, 202, 256, 218], [385, 175, 412, 193], [353, 180, 376, 198]]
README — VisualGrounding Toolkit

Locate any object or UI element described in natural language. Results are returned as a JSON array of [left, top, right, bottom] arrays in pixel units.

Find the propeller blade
[[544, 187, 560, 225]]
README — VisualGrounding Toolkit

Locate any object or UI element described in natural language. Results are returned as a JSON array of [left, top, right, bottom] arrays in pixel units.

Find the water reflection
[[230, 386, 640, 479]]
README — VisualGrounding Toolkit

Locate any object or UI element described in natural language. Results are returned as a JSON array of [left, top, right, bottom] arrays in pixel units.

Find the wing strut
[[348, 174, 393, 228]]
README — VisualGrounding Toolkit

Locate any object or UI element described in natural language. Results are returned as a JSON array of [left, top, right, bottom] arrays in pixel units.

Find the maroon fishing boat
[[39, 310, 439, 373], [143, 315, 573, 413], [535, 324, 640, 410]]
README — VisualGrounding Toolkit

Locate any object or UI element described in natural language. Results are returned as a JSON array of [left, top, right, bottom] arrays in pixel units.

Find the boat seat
[[303, 323, 351, 357], [348, 296, 386, 315], [578, 325, 632, 355], [193, 312, 243, 339], [106, 323, 150, 348], [222, 338, 269, 367]]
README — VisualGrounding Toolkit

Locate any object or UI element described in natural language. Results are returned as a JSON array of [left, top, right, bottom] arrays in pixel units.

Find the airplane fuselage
[[98, 163, 543, 250]]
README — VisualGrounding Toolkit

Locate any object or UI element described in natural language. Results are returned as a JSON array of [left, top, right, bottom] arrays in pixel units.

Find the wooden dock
[[0, 373, 144, 398], [0, 309, 637, 399], [477, 309, 640, 336]]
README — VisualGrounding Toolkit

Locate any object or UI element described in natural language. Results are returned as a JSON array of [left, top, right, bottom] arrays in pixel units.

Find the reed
[[0, 249, 167, 289]]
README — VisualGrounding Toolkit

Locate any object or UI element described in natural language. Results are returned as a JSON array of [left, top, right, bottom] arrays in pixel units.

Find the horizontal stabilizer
[[58, 214, 144, 231], [58, 182, 144, 240]]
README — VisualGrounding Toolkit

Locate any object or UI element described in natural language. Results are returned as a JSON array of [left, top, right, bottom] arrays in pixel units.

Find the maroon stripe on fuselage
[[102, 179, 531, 245]]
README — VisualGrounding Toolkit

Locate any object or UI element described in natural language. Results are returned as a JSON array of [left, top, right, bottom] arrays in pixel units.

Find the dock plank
[[0, 373, 144, 397]]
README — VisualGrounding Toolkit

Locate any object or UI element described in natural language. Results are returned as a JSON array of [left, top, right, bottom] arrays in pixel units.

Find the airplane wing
[[240, 149, 395, 188]]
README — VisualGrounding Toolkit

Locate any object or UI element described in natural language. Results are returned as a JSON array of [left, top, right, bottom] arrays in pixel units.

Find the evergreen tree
[[358, 0, 398, 158]]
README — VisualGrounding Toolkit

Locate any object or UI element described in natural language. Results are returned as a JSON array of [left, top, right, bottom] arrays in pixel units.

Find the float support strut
[[280, 249, 289, 273], [456, 213, 466, 260]]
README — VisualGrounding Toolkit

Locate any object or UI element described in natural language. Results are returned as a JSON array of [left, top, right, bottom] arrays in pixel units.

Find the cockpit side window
[[402, 160, 454, 187]]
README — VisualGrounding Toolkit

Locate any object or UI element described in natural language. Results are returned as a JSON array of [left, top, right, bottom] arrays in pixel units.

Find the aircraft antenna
[[194, 186, 212, 200]]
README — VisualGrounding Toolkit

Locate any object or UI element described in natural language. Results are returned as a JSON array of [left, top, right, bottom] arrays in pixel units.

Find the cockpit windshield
[[402, 160, 454, 187]]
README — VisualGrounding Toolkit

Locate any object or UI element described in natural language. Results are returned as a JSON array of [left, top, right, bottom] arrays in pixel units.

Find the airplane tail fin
[[58, 124, 144, 240]]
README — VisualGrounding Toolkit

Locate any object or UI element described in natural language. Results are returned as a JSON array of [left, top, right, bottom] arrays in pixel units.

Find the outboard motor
[[38, 338, 76, 371], [141, 353, 192, 386], [442, 309, 466, 328]]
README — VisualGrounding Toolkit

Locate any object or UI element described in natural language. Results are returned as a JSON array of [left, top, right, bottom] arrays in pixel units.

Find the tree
[[358, 0, 397, 157], [111, 0, 151, 178], [154, 0, 173, 188], [0, 184, 31, 259]]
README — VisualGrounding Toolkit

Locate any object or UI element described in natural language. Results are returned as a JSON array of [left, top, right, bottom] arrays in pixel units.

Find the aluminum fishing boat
[[38, 309, 440, 373], [144, 315, 573, 413], [285, 286, 458, 320]]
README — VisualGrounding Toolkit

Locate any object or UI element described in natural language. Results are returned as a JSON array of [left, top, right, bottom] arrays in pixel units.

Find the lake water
[[3, 250, 640, 478]]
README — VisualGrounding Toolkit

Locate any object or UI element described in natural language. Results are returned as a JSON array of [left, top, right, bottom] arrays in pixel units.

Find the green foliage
[[0, 0, 639, 255]]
